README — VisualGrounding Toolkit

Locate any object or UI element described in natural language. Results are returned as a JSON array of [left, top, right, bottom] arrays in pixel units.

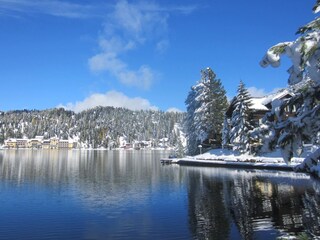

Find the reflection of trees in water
[[229, 176, 255, 239], [302, 192, 320, 236], [0, 149, 181, 210], [1, 150, 320, 238], [269, 183, 304, 234], [187, 171, 231, 239], [186, 169, 320, 239]]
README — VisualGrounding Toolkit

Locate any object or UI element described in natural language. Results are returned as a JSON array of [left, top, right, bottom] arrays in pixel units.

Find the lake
[[0, 149, 319, 239]]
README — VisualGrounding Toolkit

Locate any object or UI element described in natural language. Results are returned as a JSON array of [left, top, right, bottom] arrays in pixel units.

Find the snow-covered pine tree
[[229, 81, 254, 153], [185, 85, 201, 155], [185, 67, 228, 155], [193, 83, 207, 144], [222, 115, 230, 149], [193, 68, 228, 145], [174, 137, 185, 158], [200, 68, 228, 145], [0, 107, 185, 149], [259, 1, 320, 173]]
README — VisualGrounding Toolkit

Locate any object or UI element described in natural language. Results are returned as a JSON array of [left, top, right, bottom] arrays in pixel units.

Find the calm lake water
[[0, 149, 319, 240]]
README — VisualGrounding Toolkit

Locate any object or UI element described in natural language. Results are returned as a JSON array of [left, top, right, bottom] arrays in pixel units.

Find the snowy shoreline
[[176, 158, 295, 171], [167, 148, 308, 172], [0, 146, 172, 151]]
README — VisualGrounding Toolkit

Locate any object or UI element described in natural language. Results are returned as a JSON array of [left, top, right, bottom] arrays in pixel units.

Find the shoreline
[[0, 147, 172, 151], [175, 158, 295, 171], [161, 148, 308, 172]]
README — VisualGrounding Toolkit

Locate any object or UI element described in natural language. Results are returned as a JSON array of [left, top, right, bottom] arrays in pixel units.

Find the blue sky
[[0, 0, 316, 112]]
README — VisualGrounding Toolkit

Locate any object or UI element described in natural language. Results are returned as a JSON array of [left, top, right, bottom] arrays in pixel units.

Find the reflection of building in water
[[255, 181, 273, 197], [186, 168, 320, 239], [255, 181, 273, 212]]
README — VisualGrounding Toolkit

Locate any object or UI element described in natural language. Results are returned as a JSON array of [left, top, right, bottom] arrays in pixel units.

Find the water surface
[[0, 149, 319, 239]]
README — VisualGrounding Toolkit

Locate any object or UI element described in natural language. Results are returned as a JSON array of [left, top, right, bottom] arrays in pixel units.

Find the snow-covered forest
[[0, 107, 185, 149]]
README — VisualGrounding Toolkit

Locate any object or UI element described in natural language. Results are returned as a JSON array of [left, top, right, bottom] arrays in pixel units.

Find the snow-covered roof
[[260, 89, 292, 106], [250, 98, 269, 111], [249, 89, 294, 111]]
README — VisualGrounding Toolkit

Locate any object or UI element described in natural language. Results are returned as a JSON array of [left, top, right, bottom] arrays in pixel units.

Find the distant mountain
[[0, 107, 185, 149]]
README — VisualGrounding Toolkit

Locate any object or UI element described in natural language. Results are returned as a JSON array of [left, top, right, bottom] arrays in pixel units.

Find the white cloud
[[248, 87, 282, 97], [89, 0, 167, 89], [247, 87, 268, 97], [111, 0, 168, 43], [58, 90, 158, 113], [89, 53, 126, 73], [89, 0, 197, 89], [0, 0, 102, 18], [88, 53, 154, 89], [117, 65, 154, 89], [98, 37, 135, 55], [0, 0, 197, 20]]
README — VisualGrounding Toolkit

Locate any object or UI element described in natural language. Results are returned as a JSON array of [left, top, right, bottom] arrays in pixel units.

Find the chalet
[[223, 89, 296, 150], [225, 89, 295, 127]]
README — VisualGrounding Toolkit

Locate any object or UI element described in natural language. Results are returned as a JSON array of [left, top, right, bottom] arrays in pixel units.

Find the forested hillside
[[0, 107, 185, 149]]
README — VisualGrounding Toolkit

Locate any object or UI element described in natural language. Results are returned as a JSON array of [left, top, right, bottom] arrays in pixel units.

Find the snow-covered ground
[[174, 147, 320, 177], [184, 148, 306, 165]]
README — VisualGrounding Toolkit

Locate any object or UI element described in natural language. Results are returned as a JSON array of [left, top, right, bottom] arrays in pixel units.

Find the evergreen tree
[[185, 85, 201, 155], [197, 68, 228, 145], [229, 81, 253, 153], [174, 137, 185, 158], [0, 107, 185, 149], [185, 67, 228, 155], [259, 1, 320, 171], [221, 115, 230, 149]]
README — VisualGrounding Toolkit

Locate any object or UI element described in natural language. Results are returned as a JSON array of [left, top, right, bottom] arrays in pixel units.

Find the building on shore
[[3, 136, 79, 149]]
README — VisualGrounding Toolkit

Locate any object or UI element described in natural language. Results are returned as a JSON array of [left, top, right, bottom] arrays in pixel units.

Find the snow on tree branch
[[258, 1, 320, 175]]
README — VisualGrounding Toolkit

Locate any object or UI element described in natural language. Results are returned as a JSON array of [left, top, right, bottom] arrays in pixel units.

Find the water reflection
[[0, 149, 320, 239], [185, 167, 320, 239], [0, 149, 176, 209], [0, 149, 190, 240]]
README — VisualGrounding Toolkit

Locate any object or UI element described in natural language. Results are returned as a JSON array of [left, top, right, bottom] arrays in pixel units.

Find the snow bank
[[185, 148, 320, 177], [192, 148, 304, 165]]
